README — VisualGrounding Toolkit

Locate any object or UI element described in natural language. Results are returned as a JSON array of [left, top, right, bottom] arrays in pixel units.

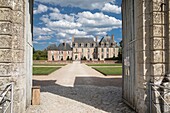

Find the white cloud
[[47, 20, 82, 29], [33, 2, 122, 42], [77, 12, 122, 28], [49, 7, 60, 13], [33, 27, 53, 36], [49, 12, 74, 22], [33, 41, 38, 44], [102, 3, 121, 14], [35, 35, 51, 41], [34, 4, 48, 14], [34, 0, 115, 10]]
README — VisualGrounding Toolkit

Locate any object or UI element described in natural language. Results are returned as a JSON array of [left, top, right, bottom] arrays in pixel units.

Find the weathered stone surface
[[13, 11, 24, 24], [152, 25, 165, 37], [151, 64, 165, 75], [0, 8, 12, 21], [12, 35, 24, 50], [0, 35, 12, 48], [0, 0, 13, 8], [12, 50, 24, 62], [0, 63, 11, 76], [151, 51, 165, 63], [0, 22, 12, 35], [0, 49, 11, 62], [12, 24, 23, 36], [151, 38, 165, 50]]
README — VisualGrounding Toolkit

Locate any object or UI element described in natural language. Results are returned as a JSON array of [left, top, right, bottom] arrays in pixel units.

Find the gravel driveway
[[27, 61, 135, 113]]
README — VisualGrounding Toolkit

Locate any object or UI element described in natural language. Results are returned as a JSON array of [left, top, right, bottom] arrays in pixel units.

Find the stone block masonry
[[122, 0, 170, 113], [0, 0, 33, 113]]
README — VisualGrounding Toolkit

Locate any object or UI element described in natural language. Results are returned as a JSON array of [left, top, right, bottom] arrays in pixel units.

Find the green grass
[[33, 67, 60, 75], [33, 64, 66, 66], [87, 63, 122, 66], [93, 67, 122, 75]]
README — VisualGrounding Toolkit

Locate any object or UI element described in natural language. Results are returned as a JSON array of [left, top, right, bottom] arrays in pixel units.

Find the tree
[[119, 40, 123, 47]]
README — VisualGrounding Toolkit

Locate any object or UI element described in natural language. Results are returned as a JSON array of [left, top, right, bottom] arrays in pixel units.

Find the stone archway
[[0, 0, 33, 113]]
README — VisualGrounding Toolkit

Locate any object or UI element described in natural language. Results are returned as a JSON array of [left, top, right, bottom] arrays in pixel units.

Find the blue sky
[[33, 0, 122, 50]]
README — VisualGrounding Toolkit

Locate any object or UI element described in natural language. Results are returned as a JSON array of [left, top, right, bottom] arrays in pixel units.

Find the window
[[107, 54, 109, 58], [88, 54, 90, 59], [92, 43, 94, 47], [101, 54, 104, 59], [82, 48, 83, 52], [76, 49, 78, 52], [88, 49, 90, 53], [107, 48, 109, 52], [102, 48, 104, 52]]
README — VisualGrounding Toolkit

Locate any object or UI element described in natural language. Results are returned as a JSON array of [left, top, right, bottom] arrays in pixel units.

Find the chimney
[[95, 36, 98, 43], [111, 35, 114, 42], [64, 41, 66, 47], [72, 35, 74, 42]]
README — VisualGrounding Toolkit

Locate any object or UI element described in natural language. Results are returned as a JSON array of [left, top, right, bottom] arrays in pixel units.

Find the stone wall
[[122, 0, 170, 113], [0, 0, 32, 113]]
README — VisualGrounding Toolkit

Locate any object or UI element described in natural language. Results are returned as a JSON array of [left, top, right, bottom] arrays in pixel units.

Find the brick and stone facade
[[0, 0, 33, 113], [48, 35, 119, 61], [122, 0, 170, 113]]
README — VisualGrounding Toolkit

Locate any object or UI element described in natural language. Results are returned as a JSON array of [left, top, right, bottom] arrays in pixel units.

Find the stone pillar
[[0, 0, 32, 113]]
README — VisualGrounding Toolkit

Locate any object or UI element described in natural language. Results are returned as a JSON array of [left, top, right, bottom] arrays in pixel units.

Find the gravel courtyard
[[27, 62, 135, 113]]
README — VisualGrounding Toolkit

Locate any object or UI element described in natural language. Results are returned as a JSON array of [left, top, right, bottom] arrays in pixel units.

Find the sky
[[33, 0, 122, 50]]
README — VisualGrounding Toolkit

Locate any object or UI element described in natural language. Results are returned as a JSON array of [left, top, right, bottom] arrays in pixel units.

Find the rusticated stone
[[151, 38, 165, 50], [12, 24, 23, 36], [0, 22, 12, 35], [12, 50, 24, 62], [151, 51, 165, 63], [12, 11, 24, 24], [12, 35, 24, 50], [151, 64, 165, 75], [0, 8, 12, 21], [13, 0, 24, 12], [0, 49, 11, 62], [152, 12, 165, 24], [0, 35, 12, 48], [0, 63, 11, 76], [152, 25, 165, 37], [11, 63, 25, 76], [0, 0, 13, 8]]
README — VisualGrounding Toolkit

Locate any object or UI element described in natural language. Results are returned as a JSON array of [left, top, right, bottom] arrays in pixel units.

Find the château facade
[[47, 35, 119, 61]]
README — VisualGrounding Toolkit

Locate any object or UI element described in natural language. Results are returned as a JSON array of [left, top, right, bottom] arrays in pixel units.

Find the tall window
[[107, 54, 109, 58], [102, 48, 104, 52], [88, 49, 90, 53], [82, 48, 83, 52], [107, 48, 109, 52], [88, 54, 90, 59], [101, 54, 104, 59]]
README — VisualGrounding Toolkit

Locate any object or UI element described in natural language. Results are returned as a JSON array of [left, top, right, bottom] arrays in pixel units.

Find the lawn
[[93, 67, 122, 75], [87, 63, 122, 66], [33, 67, 61, 75], [33, 64, 66, 66]]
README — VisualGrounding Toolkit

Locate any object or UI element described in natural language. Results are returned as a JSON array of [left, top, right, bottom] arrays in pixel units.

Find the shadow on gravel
[[33, 77, 135, 113]]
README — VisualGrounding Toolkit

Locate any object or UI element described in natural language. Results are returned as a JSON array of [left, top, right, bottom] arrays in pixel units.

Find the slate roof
[[73, 38, 95, 48], [47, 44, 58, 50], [98, 36, 117, 47], [74, 38, 95, 43], [47, 43, 72, 51], [57, 43, 72, 51]]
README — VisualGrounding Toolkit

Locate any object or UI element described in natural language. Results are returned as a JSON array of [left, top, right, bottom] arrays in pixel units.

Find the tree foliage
[[33, 49, 48, 60]]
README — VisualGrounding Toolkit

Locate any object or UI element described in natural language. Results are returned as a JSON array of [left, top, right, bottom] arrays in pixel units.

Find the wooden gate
[[122, 0, 136, 109]]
